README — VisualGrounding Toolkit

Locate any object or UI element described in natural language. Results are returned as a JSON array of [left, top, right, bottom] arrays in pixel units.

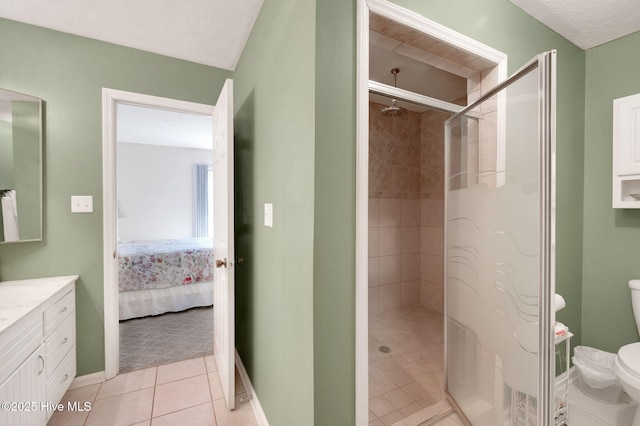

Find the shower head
[[381, 68, 406, 117], [381, 99, 406, 117]]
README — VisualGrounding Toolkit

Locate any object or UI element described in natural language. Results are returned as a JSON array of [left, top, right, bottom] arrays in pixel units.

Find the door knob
[[215, 258, 227, 268], [236, 257, 244, 265]]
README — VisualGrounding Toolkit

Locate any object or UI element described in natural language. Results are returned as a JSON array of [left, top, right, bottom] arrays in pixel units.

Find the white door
[[213, 79, 235, 410]]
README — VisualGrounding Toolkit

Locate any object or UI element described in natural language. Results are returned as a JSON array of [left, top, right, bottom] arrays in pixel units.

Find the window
[[194, 163, 213, 238]]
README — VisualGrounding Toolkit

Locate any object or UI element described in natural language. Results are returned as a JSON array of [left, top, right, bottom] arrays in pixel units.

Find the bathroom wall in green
[[0, 18, 230, 375], [313, 0, 357, 423], [582, 30, 640, 352], [233, 0, 316, 424]]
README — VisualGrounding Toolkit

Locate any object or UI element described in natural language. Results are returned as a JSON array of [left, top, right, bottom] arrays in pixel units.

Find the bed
[[118, 238, 214, 320]]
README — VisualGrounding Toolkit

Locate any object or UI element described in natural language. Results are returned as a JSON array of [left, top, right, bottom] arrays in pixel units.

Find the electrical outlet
[[71, 196, 93, 213]]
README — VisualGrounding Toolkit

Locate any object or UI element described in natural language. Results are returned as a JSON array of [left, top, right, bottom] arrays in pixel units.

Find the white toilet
[[614, 279, 640, 425]]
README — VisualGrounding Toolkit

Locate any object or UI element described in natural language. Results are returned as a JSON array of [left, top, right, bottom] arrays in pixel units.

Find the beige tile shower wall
[[369, 198, 421, 314], [369, 102, 422, 199], [419, 110, 449, 314], [369, 102, 422, 314], [369, 102, 451, 315]]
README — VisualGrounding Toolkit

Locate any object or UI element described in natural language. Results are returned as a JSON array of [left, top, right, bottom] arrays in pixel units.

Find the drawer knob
[[61, 374, 69, 383], [61, 337, 68, 345], [60, 306, 68, 314]]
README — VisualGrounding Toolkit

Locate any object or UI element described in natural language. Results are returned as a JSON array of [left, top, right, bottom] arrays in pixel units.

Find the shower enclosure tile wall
[[420, 110, 449, 313], [369, 101, 449, 315]]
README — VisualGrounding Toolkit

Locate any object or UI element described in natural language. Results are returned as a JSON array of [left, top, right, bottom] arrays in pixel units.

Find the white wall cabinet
[[0, 275, 77, 425], [613, 93, 640, 208]]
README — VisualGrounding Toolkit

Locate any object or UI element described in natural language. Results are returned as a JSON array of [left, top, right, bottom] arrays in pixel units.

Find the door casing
[[355, 1, 507, 424], [102, 88, 214, 379]]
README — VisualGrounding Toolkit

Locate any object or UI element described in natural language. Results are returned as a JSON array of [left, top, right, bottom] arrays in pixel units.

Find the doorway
[[102, 89, 215, 379], [116, 103, 215, 373], [356, 1, 507, 425]]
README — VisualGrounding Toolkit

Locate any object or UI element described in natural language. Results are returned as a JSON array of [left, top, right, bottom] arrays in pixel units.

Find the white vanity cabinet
[[44, 287, 76, 418], [613, 92, 640, 208], [0, 333, 46, 425], [0, 275, 78, 425]]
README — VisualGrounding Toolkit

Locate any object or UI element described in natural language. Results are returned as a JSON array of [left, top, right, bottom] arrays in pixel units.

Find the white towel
[[1, 190, 19, 242]]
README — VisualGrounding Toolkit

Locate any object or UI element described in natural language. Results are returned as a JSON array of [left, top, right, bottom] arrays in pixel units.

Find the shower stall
[[359, 2, 557, 425], [366, 50, 557, 425]]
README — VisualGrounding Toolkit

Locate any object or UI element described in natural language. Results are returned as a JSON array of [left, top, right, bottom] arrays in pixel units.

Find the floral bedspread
[[118, 238, 214, 292]]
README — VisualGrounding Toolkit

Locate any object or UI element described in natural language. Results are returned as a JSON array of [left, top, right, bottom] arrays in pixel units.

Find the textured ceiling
[[0, 0, 263, 70], [2, 0, 636, 74], [510, 0, 640, 49]]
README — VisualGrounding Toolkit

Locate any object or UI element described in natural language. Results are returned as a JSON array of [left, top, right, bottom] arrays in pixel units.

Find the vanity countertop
[[0, 275, 78, 335]]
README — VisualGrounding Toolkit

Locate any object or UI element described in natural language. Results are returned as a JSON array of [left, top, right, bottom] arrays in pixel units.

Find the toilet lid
[[619, 343, 640, 378]]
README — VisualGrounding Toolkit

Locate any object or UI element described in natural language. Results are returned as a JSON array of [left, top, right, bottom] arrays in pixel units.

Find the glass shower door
[[444, 51, 556, 426]]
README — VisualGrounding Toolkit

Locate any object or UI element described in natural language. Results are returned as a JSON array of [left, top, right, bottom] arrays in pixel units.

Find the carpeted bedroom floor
[[119, 306, 214, 373]]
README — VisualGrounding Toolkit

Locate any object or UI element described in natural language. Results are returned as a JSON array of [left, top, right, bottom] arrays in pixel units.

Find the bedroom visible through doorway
[[102, 89, 216, 379], [116, 102, 214, 373]]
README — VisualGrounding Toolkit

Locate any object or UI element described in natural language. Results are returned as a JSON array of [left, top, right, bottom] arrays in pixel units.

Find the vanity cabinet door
[[0, 345, 46, 426]]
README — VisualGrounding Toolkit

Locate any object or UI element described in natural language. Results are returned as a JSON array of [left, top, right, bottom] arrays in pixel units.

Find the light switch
[[264, 203, 273, 227], [71, 196, 93, 213]]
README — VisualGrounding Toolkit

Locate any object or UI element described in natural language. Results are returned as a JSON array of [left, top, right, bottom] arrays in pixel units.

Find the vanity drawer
[[44, 289, 74, 336], [46, 314, 75, 378], [46, 347, 76, 415], [0, 315, 42, 385]]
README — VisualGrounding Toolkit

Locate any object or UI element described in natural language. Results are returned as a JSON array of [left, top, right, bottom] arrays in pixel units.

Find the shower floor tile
[[369, 305, 446, 425]]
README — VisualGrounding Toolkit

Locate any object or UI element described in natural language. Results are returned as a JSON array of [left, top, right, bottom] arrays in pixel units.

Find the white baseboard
[[69, 370, 106, 390], [235, 350, 269, 426]]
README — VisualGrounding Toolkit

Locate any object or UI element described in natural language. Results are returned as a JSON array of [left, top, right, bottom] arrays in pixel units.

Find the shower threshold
[[390, 400, 456, 426]]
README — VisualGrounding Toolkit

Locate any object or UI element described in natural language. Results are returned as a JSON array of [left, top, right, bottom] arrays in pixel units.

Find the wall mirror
[[0, 88, 42, 243]]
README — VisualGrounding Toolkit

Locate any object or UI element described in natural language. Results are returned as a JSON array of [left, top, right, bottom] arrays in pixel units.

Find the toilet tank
[[630, 280, 640, 334]]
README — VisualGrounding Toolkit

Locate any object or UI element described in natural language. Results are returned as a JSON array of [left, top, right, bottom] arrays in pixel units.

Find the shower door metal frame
[[443, 50, 556, 426], [368, 80, 465, 115]]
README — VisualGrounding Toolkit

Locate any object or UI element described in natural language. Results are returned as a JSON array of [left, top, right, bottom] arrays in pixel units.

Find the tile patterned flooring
[[432, 414, 464, 425], [370, 305, 640, 426], [369, 306, 447, 425], [54, 303, 628, 426], [47, 356, 258, 426]]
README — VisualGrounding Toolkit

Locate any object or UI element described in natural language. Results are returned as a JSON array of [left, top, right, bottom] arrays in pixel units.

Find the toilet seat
[[616, 342, 640, 401], [618, 343, 640, 380]]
